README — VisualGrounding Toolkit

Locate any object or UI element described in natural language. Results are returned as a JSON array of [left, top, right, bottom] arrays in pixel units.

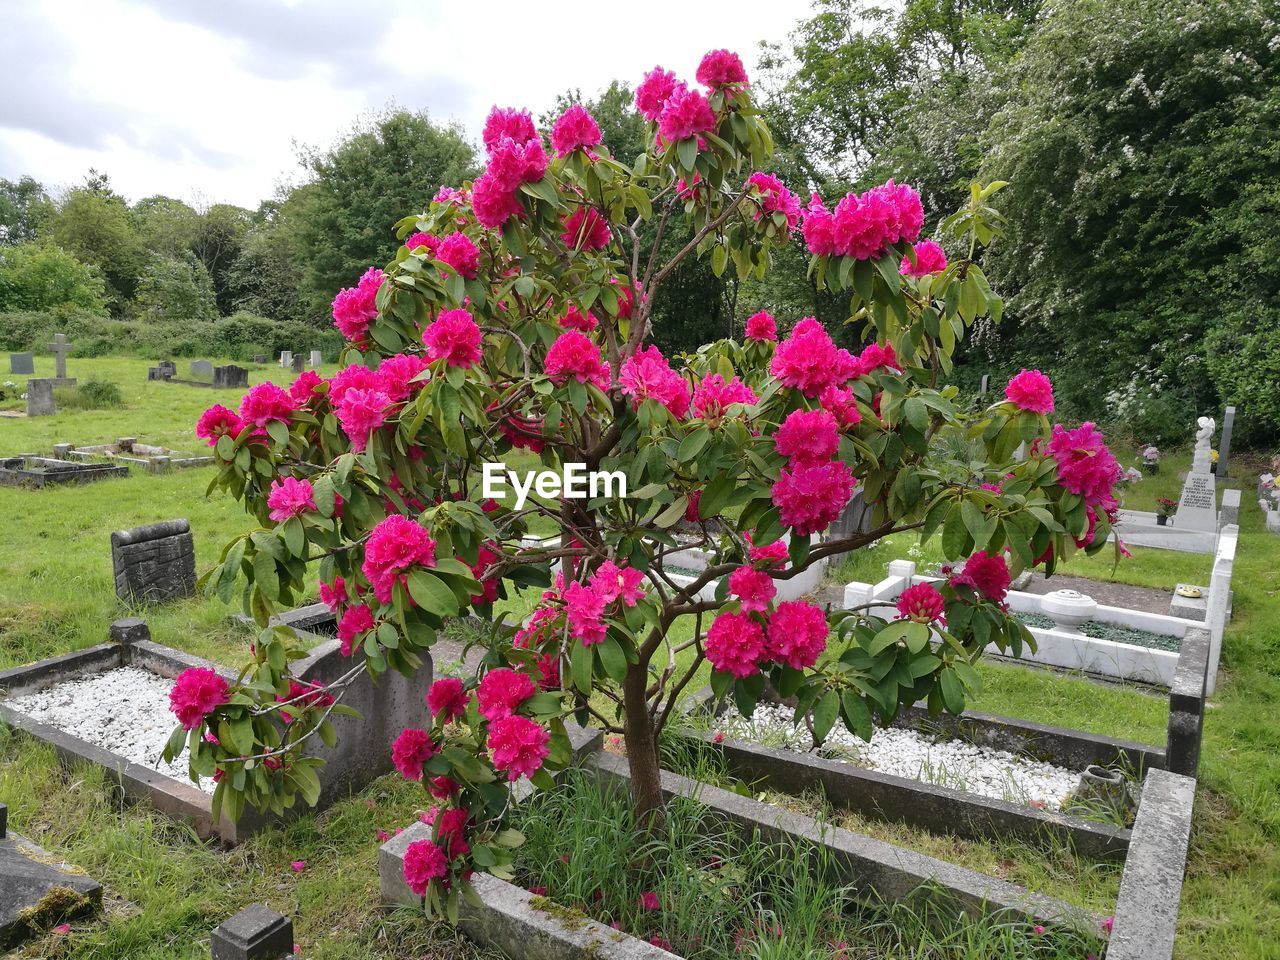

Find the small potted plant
[[1210, 449, 1219, 475], [1140, 444, 1161, 475], [1156, 497, 1177, 526]]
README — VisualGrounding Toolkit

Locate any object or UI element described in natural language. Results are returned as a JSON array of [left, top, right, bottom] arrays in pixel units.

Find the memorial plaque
[[1175, 473, 1218, 533]]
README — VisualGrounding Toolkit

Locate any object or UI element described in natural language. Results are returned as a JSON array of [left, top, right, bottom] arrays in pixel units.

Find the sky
[[0, 0, 816, 210]]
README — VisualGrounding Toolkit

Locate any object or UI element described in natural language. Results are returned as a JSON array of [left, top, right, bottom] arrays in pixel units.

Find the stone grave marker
[[252, 354, 269, 364], [190, 360, 214, 382], [1217, 405, 1235, 477], [147, 360, 177, 381], [213, 364, 248, 389], [26, 378, 54, 417], [0, 455, 128, 488], [0, 802, 102, 949], [831, 488, 875, 540], [210, 904, 294, 960], [279, 350, 293, 368], [309, 349, 322, 368], [979, 373, 990, 395], [9, 352, 34, 375], [110, 519, 197, 604], [290, 353, 304, 373], [47, 333, 75, 386], [1174, 416, 1218, 533]]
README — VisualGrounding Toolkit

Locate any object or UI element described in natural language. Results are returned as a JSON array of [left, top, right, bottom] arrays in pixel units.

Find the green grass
[[0, 358, 1276, 957]]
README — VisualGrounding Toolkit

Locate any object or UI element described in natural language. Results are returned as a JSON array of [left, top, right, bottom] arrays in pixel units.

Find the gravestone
[[1174, 417, 1218, 533], [1217, 405, 1235, 477], [279, 351, 293, 368], [979, 374, 990, 395], [0, 455, 128, 488], [290, 353, 304, 373], [110, 519, 197, 604], [252, 354, 269, 364], [213, 364, 249, 389], [0, 802, 102, 949], [46, 333, 75, 386], [210, 904, 294, 960], [190, 360, 214, 382], [830, 488, 875, 540], [147, 360, 176, 381], [9, 352, 34, 375], [25, 378, 54, 417], [309, 349, 322, 368]]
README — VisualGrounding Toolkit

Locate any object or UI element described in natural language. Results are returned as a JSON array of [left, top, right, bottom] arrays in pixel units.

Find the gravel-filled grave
[[1014, 612, 1183, 652], [7, 667, 212, 792], [717, 703, 1082, 810]]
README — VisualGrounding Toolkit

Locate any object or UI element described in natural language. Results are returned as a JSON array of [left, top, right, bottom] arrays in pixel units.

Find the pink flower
[[276, 680, 334, 724], [1005, 369, 1055, 414], [1032, 925, 1046, 936], [766, 601, 827, 669], [337, 603, 373, 656], [561, 206, 612, 251], [704, 611, 767, 678], [375, 353, 430, 403], [747, 173, 800, 232], [288, 370, 324, 405], [691, 373, 756, 421], [1049, 422, 1120, 512], [774, 408, 840, 464], [658, 85, 716, 142], [290, 860, 306, 872], [392, 727, 436, 780], [901, 239, 947, 276], [896, 583, 945, 623], [544, 330, 611, 390], [471, 172, 524, 229], [565, 580, 608, 646], [434, 806, 471, 859], [402, 839, 448, 896], [435, 232, 480, 279], [772, 460, 855, 535], [238, 382, 297, 428], [729, 566, 776, 614], [747, 535, 789, 567], [802, 180, 923, 260], [551, 104, 602, 156], [335, 387, 391, 453], [590, 561, 646, 607], [820, 384, 862, 428], [318, 577, 346, 613], [638, 890, 662, 912], [1101, 916, 1114, 935], [332, 267, 384, 343], [426, 677, 470, 723], [196, 404, 241, 447], [327, 364, 380, 406], [487, 714, 550, 781], [477, 668, 535, 721], [267, 476, 316, 523], [620, 346, 690, 418], [487, 136, 548, 191], [685, 490, 702, 521], [422, 308, 483, 368], [406, 232, 436, 253], [362, 515, 438, 605], [697, 49, 748, 88], [482, 107, 537, 151], [770, 317, 859, 397], [559, 302, 598, 331], [744, 310, 777, 342], [635, 67, 680, 121], [648, 936, 672, 950], [168, 667, 229, 730], [53, 923, 71, 934], [949, 551, 1011, 604], [857, 341, 899, 375]]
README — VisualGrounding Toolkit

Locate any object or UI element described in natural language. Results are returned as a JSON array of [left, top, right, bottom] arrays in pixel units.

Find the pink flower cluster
[[334, 387, 390, 453], [772, 459, 855, 536], [620, 346, 690, 418], [544, 330, 611, 390], [477, 668, 535, 721], [949, 551, 1011, 605], [275, 680, 333, 724], [1048, 422, 1120, 513], [196, 404, 241, 447], [288, 370, 324, 405], [392, 727, 437, 780], [747, 172, 800, 233], [362, 514, 438, 605], [565, 561, 646, 646], [402, 839, 448, 896], [435, 233, 480, 279], [769, 318, 859, 397], [560, 206, 611, 251], [1005, 369, 1055, 414], [169, 667, 228, 730], [337, 603, 374, 656], [696, 49, 749, 89], [332, 267, 385, 344], [472, 106, 548, 229], [266, 476, 315, 523], [704, 600, 827, 677], [774, 408, 840, 464], [239, 382, 297, 428], [635, 55, 735, 143], [802, 180, 924, 261], [745, 310, 776, 342], [896, 582, 945, 623], [488, 714, 550, 781], [559, 302, 598, 331], [657, 85, 716, 143], [691, 373, 757, 422], [635, 68, 680, 121], [900, 239, 947, 276], [427, 676, 470, 723], [422, 308, 483, 368], [551, 104, 602, 156]]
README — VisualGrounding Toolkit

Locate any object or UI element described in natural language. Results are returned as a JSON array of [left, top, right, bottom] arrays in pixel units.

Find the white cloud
[[0, 0, 815, 208]]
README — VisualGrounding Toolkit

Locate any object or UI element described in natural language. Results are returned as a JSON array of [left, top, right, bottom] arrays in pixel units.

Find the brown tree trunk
[[622, 663, 666, 831]]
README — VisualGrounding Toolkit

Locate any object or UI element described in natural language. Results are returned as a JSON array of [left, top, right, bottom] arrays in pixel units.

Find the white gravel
[[8, 667, 214, 793], [718, 703, 1081, 810]]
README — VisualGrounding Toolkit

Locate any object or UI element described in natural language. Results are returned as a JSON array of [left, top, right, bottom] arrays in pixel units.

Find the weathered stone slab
[[309, 350, 322, 368], [0, 819, 102, 950], [1173, 472, 1217, 533], [0, 455, 128, 489], [213, 364, 248, 389], [110, 519, 196, 604], [190, 360, 214, 382], [9, 352, 34, 375], [1105, 769, 1196, 960], [1216, 405, 1235, 477], [1166, 629, 1210, 779], [26, 378, 55, 416], [210, 903, 294, 960]]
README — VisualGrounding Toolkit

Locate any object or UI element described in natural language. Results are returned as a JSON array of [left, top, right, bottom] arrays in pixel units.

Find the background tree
[[0, 176, 55, 246], [0, 241, 107, 313], [131, 195, 199, 260], [133, 252, 218, 323], [46, 171, 143, 313], [191, 202, 254, 315]]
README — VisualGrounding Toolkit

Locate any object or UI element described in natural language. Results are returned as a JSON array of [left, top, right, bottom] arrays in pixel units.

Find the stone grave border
[[55, 438, 213, 473], [841, 538, 1234, 691], [0, 455, 129, 489]]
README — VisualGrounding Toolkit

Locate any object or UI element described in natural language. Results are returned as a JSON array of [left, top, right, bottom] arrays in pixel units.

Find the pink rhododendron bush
[[168, 50, 1123, 920]]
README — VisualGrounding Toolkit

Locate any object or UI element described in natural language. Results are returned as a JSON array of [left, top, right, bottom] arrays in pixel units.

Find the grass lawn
[[0, 358, 1276, 957]]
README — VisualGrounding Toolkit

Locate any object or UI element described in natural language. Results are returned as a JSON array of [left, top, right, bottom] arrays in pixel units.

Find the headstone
[[46, 333, 73, 380], [0, 803, 102, 949], [9, 352, 33, 375], [309, 349, 322, 368], [290, 353, 304, 373], [190, 360, 214, 382], [1217, 405, 1235, 477], [110, 519, 197, 604], [830, 488, 875, 540], [25, 378, 54, 417], [979, 374, 990, 395], [252, 354, 269, 364], [210, 904, 294, 960], [279, 351, 293, 368], [1175, 417, 1218, 533], [213, 364, 249, 389]]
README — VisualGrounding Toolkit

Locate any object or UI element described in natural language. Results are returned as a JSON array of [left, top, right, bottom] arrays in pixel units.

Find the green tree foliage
[[131, 195, 199, 259], [0, 176, 55, 246], [295, 109, 477, 312], [0, 241, 107, 313], [46, 171, 143, 312], [979, 0, 1280, 437], [133, 252, 218, 323], [192, 202, 254, 315]]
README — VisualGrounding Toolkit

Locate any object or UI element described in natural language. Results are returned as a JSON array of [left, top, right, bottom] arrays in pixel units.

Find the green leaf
[[406, 570, 460, 618], [596, 636, 627, 683], [571, 640, 593, 694], [939, 668, 965, 713], [840, 690, 873, 741], [811, 690, 839, 743], [868, 620, 911, 656], [677, 426, 711, 463]]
